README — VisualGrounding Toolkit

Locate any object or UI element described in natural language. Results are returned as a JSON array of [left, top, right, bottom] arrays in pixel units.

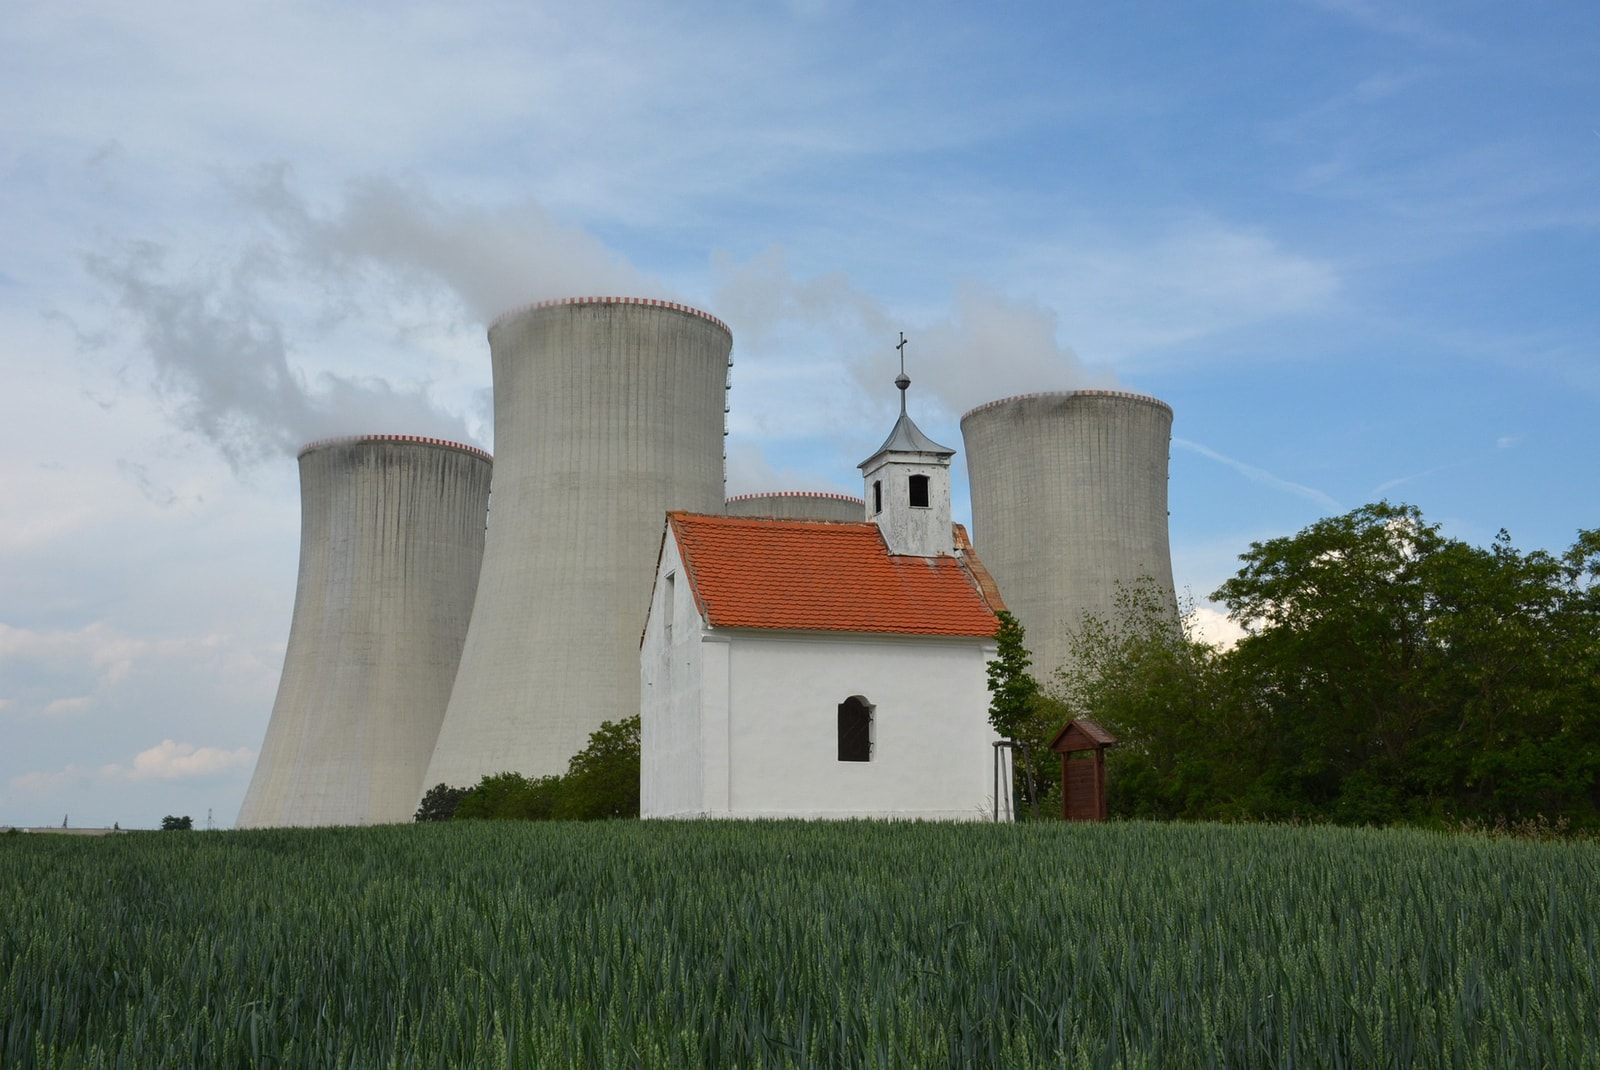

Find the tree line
[[416, 715, 640, 822], [992, 502, 1600, 828]]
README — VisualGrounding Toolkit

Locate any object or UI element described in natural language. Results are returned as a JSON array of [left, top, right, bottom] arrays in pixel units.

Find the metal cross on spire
[[894, 332, 911, 413]]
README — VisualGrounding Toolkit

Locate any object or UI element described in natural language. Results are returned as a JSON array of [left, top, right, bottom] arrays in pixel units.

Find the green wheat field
[[3, 820, 1597, 1068]]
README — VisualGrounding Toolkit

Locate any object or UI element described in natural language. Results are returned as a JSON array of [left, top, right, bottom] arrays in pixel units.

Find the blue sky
[[2, 1, 1596, 828]]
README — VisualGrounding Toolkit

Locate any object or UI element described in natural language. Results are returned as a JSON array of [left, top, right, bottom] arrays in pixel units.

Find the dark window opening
[[838, 696, 873, 762], [909, 474, 930, 508], [872, 480, 882, 514]]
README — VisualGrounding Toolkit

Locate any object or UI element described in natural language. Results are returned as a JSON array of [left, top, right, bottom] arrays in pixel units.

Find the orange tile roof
[[667, 512, 1002, 637]]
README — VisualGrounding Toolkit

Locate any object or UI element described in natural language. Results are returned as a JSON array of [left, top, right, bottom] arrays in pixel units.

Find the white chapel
[[639, 370, 1009, 819]]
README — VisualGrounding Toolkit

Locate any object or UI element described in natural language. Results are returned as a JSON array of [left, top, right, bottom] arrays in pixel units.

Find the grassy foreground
[[3, 820, 1597, 1068]]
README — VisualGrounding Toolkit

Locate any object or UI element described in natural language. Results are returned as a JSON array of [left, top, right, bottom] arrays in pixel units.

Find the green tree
[[1213, 503, 1600, 825], [985, 611, 1054, 814], [159, 815, 192, 831], [1052, 579, 1239, 819], [554, 715, 640, 820], [453, 772, 564, 820], [414, 783, 470, 822], [986, 611, 1039, 741]]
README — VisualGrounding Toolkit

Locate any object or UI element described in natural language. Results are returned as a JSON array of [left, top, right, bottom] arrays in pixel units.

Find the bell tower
[[859, 333, 955, 557]]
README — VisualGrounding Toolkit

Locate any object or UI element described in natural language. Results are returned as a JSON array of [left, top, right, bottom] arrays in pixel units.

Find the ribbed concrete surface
[[960, 391, 1175, 678], [725, 491, 866, 522], [237, 437, 492, 827], [425, 298, 730, 789]]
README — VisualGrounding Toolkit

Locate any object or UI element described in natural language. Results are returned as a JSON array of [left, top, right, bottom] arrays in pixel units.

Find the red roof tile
[[667, 512, 1002, 637]]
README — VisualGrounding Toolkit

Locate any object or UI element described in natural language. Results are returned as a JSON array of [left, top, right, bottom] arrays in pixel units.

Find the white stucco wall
[[721, 631, 998, 819], [643, 532, 1001, 820], [640, 533, 708, 817]]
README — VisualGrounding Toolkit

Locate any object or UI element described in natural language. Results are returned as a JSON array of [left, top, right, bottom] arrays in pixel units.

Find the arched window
[[908, 474, 930, 508], [872, 480, 882, 514], [838, 696, 873, 762]]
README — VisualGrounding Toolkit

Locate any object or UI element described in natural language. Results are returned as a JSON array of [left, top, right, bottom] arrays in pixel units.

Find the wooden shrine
[[1048, 718, 1118, 822]]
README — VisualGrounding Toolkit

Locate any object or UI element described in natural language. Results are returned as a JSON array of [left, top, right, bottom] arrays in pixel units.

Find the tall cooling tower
[[725, 491, 866, 522], [960, 390, 1175, 679], [237, 435, 493, 827], [424, 297, 731, 789]]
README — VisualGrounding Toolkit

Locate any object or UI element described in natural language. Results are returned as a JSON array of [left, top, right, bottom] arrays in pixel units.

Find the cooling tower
[[725, 491, 866, 522], [960, 390, 1175, 679], [236, 435, 493, 827], [424, 297, 731, 789]]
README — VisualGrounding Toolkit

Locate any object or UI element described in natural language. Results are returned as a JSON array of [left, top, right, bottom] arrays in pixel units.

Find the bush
[[453, 773, 564, 821], [554, 715, 640, 820], [439, 715, 642, 822], [414, 783, 469, 822]]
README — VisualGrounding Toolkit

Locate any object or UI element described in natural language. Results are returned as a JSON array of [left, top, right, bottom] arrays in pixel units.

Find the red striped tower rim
[[488, 296, 731, 337], [960, 389, 1173, 423], [297, 434, 493, 462], [726, 491, 867, 506]]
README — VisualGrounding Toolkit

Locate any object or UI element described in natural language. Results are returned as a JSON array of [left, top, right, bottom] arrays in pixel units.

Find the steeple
[[859, 333, 955, 556]]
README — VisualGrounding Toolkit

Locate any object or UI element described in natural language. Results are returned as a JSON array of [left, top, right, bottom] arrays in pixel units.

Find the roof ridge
[[665, 512, 1000, 637], [952, 523, 1008, 615]]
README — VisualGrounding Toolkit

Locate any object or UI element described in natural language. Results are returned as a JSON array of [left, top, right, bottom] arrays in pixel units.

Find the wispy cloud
[[1174, 438, 1342, 511], [1023, 220, 1341, 363], [10, 740, 255, 795], [0, 622, 242, 718], [1372, 462, 1458, 495], [1299, 0, 1474, 50]]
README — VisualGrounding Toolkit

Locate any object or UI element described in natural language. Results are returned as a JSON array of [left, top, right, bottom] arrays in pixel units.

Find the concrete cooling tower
[[960, 390, 1175, 680], [424, 297, 731, 789], [237, 435, 493, 827], [725, 491, 866, 522]]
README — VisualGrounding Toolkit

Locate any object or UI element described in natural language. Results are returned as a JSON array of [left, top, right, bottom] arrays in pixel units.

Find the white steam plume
[[906, 283, 1117, 415], [713, 246, 1116, 421], [232, 167, 657, 322], [85, 238, 472, 470], [83, 166, 663, 469]]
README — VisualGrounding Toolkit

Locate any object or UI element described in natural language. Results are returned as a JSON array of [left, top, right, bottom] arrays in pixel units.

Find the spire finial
[[894, 332, 910, 414]]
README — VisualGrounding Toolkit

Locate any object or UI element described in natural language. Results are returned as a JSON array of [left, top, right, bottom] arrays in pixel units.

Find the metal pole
[[1019, 740, 1039, 821]]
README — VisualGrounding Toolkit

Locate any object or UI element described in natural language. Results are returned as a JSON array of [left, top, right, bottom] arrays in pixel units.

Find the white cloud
[[9, 766, 91, 795], [115, 740, 256, 782], [1026, 220, 1341, 363], [10, 740, 255, 797], [0, 621, 256, 720], [1, 621, 187, 682], [1188, 605, 1248, 651]]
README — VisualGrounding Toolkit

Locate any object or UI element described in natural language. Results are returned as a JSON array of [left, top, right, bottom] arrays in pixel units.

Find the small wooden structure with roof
[[1049, 718, 1118, 822]]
